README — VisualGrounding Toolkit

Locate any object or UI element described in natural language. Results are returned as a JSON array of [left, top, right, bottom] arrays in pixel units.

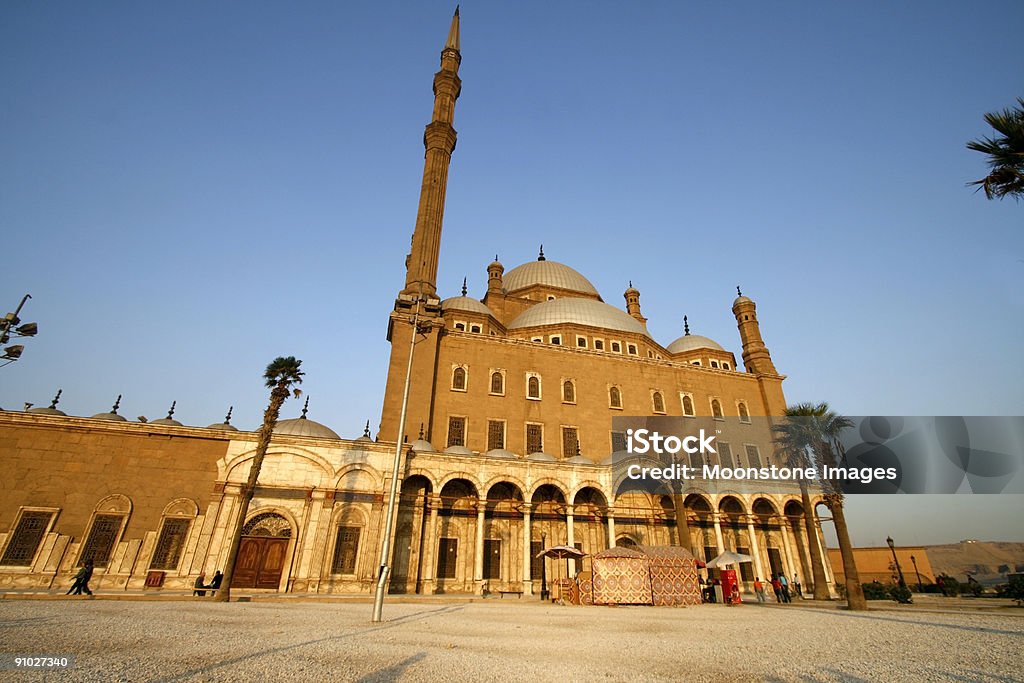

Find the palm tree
[[967, 97, 1024, 200], [775, 402, 867, 610], [214, 356, 304, 602], [773, 407, 831, 601]]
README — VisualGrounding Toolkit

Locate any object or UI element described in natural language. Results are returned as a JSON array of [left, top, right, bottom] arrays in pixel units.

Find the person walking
[[793, 573, 802, 598], [753, 577, 766, 603], [779, 573, 792, 603], [67, 560, 94, 596], [771, 575, 783, 602]]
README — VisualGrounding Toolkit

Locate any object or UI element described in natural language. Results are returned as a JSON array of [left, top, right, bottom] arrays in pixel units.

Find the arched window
[[452, 367, 466, 391], [490, 371, 504, 395], [652, 391, 665, 413], [738, 402, 750, 422], [609, 386, 622, 409], [562, 380, 575, 403], [711, 399, 723, 418], [682, 394, 695, 416], [79, 494, 132, 568], [527, 376, 541, 399]]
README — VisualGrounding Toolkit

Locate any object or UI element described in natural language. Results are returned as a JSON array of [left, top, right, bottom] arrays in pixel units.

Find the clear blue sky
[[2, 2, 1021, 547]]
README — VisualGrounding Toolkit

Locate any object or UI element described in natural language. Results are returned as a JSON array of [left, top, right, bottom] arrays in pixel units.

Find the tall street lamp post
[[910, 554, 923, 593], [886, 536, 907, 590], [1, 294, 38, 367]]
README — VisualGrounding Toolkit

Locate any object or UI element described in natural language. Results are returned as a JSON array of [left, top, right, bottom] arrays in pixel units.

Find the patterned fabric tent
[[591, 547, 652, 605], [639, 545, 702, 606], [589, 546, 701, 606]]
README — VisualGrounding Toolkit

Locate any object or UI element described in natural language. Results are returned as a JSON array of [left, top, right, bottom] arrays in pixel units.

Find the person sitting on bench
[[207, 570, 223, 596], [193, 573, 208, 597]]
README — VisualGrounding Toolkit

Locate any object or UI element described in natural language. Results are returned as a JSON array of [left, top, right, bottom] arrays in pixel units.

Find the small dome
[[410, 439, 436, 452], [207, 421, 240, 432], [485, 448, 518, 459], [503, 260, 599, 297], [91, 411, 127, 422], [355, 433, 372, 442], [150, 417, 184, 427], [566, 455, 592, 464], [733, 295, 753, 307], [443, 445, 473, 455], [28, 407, 67, 416], [509, 298, 652, 337], [274, 416, 340, 440], [527, 451, 557, 462], [441, 296, 494, 317], [667, 334, 725, 354]]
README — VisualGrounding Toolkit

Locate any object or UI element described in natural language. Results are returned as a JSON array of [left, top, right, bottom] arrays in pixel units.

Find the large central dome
[[508, 297, 652, 337], [502, 260, 600, 297]]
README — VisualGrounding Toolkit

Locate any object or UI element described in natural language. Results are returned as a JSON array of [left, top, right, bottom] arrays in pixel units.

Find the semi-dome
[[503, 260, 599, 297], [526, 451, 557, 461], [443, 445, 473, 455], [207, 421, 239, 432], [508, 297, 652, 337], [410, 438, 436, 453], [150, 417, 183, 426], [91, 411, 127, 422], [666, 334, 725, 354], [441, 296, 494, 317], [485, 448, 517, 459], [274, 416, 340, 440], [28, 406, 67, 416]]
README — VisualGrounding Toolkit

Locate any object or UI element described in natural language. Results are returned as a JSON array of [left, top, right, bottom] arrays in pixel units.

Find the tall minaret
[[402, 7, 462, 299], [732, 287, 778, 375]]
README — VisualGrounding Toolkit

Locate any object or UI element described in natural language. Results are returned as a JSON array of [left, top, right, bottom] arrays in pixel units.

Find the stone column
[[713, 514, 725, 554], [421, 495, 440, 595], [781, 521, 802, 584], [746, 520, 765, 584], [474, 498, 486, 594], [565, 505, 575, 577], [606, 509, 616, 548], [521, 503, 533, 595], [813, 511, 837, 597]]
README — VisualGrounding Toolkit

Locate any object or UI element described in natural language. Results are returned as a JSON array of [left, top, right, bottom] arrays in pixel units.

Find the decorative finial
[[495, 254, 499, 262], [538, 245, 546, 261], [300, 396, 309, 419], [684, 315, 690, 336], [629, 280, 633, 288], [166, 400, 176, 419], [737, 286, 743, 297], [418, 423, 425, 439], [576, 439, 582, 457], [363, 420, 371, 438], [461, 277, 467, 296], [224, 406, 233, 425], [49, 389, 62, 409], [111, 395, 122, 415]]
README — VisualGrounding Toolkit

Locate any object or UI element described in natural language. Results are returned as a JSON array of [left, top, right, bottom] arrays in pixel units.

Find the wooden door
[[233, 537, 288, 590]]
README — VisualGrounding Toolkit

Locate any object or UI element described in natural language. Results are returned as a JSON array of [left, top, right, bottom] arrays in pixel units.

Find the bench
[[497, 590, 523, 599]]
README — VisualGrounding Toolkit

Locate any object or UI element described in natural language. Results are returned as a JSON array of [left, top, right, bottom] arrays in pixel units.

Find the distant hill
[[925, 541, 1024, 586]]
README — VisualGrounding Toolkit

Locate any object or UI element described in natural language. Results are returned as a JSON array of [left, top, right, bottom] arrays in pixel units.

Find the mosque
[[0, 10, 836, 597]]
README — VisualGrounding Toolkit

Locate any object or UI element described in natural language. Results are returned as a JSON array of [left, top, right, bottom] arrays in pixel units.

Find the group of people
[[193, 570, 223, 597], [753, 573, 801, 603]]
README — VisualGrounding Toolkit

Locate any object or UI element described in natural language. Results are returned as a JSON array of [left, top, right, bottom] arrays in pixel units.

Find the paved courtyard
[[0, 598, 1021, 682]]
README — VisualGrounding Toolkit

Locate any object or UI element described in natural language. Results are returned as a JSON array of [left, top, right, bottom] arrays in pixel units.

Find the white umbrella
[[706, 551, 753, 568]]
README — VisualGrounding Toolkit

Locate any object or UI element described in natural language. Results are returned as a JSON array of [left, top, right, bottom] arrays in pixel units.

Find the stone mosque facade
[[0, 11, 836, 598]]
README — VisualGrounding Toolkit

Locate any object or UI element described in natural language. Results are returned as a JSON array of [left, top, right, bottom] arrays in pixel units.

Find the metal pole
[[886, 536, 907, 589], [1, 294, 31, 341], [372, 296, 423, 623], [911, 555, 923, 592]]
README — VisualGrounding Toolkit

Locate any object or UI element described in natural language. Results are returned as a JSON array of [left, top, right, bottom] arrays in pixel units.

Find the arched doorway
[[234, 512, 292, 589]]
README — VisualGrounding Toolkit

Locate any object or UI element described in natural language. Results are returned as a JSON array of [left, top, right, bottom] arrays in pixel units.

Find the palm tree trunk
[[800, 485, 830, 600], [213, 386, 288, 602], [827, 493, 867, 610]]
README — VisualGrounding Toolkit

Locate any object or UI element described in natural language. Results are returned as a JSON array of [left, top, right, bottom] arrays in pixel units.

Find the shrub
[[862, 581, 889, 600], [889, 584, 913, 604], [936, 574, 960, 597]]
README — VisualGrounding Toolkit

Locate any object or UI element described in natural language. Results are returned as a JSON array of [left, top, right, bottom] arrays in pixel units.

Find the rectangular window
[[447, 416, 466, 448], [332, 526, 361, 574], [594, 340, 604, 350], [550, 335, 561, 345], [470, 324, 482, 333], [576, 336, 587, 348], [483, 539, 501, 580], [80, 514, 124, 568], [149, 518, 191, 570], [745, 444, 762, 469], [526, 423, 543, 455], [611, 431, 627, 453], [437, 538, 458, 579], [627, 344, 638, 356], [611, 341, 621, 353], [531, 540, 543, 580], [561, 427, 579, 458], [0, 511, 54, 566], [487, 420, 505, 451], [716, 442, 731, 469]]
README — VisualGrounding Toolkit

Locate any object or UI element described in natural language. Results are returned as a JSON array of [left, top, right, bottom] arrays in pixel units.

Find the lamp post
[[1, 294, 38, 368], [886, 536, 907, 590], [371, 291, 439, 623], [910, 554, 923, 593]]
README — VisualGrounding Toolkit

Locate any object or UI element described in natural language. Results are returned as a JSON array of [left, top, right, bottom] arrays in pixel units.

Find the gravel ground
[[0, 599, 1021, 682]]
